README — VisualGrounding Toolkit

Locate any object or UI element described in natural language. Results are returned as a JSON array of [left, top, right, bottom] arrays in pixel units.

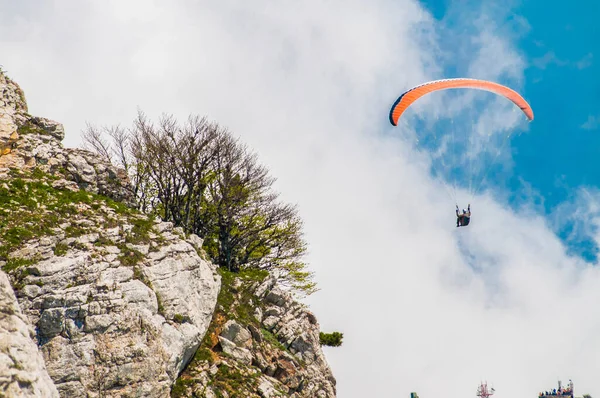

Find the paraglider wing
[[389, 78, 534, 126]]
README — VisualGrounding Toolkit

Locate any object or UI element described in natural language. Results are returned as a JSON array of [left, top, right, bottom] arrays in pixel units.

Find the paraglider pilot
[[456, 204, 471, 227]]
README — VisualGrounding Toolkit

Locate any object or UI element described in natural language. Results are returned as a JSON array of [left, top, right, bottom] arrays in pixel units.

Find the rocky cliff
[[173, 271, 336, 397], [0, 70, 336, 397]]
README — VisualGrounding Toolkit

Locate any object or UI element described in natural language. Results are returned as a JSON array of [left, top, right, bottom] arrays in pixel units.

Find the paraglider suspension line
[[470, 131, 512, 200]]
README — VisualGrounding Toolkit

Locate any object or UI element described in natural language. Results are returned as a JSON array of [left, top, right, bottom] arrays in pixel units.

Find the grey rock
[[38, 308, 65, 338], [258, 377, 285, 398], [0, 271, 59, 397], [218, 337, 253, 365], [220, 320, 252, 347], [249, 324, 263, 343], [265, 288, 287, 307]]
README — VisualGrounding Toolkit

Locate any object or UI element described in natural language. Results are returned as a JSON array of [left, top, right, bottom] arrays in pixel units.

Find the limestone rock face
[[0, 70, 221, 397], [9, 216, 220, 397], [252, 277, 337, 398], [0, 71, 134, 206], [174, 274, 336, 398], [0, 272, 59, 397], [0, 71, 26, 159], [0, 71, 27, 114]]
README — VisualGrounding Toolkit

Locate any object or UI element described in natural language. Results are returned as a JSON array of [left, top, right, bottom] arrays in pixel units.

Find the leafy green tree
[[201, 132, 316, 295], [320, 332, 343, 347], [82, 112, 317, 296]]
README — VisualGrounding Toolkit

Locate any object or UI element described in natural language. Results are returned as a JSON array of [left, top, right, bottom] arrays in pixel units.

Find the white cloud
[[1, 1, 600, 397], [532, 51, 593, 71], [532, 51, 569, 69], [552, 187, 600, 259], [576, 53, 593, 70], [581, 115, 599, 130]]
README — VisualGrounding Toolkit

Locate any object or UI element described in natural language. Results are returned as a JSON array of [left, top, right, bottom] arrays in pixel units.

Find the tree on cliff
[[82, 111, 317, 296]]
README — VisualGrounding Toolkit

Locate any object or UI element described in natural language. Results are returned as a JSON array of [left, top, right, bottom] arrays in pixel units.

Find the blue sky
[[416, 0, 600, 259]]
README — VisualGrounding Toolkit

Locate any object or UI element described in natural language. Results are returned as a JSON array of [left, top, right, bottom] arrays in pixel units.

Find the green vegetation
[[17, 121, 46, 136], [0, 168, 157, 277], [0, 174, 67, 262], [171, 268, 283, 397], [4, 258, 36, 289], [218, 268, 268, 324], [171, 362, 261, 398], [93, 235, 115, 247], [170, 378, 195, 397], [2, 258, 34, 272], [132, 267, 149, 286], [1, 256, 35, 274], [83, 112, 317, 297], [53, 242, 68, 256], [319, 331, 344, 347], [117, 246, 144, 267], [211, 363, 261, 397], [156, 292, 165, 316], [173, 314, 190, 324], [192, 347, 215, 364], [261, 328, 288, 352], [124, 215, 156, 245]]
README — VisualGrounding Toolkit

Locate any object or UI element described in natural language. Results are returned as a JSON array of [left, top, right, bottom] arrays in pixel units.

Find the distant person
[[456, 204, 471, 227]]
